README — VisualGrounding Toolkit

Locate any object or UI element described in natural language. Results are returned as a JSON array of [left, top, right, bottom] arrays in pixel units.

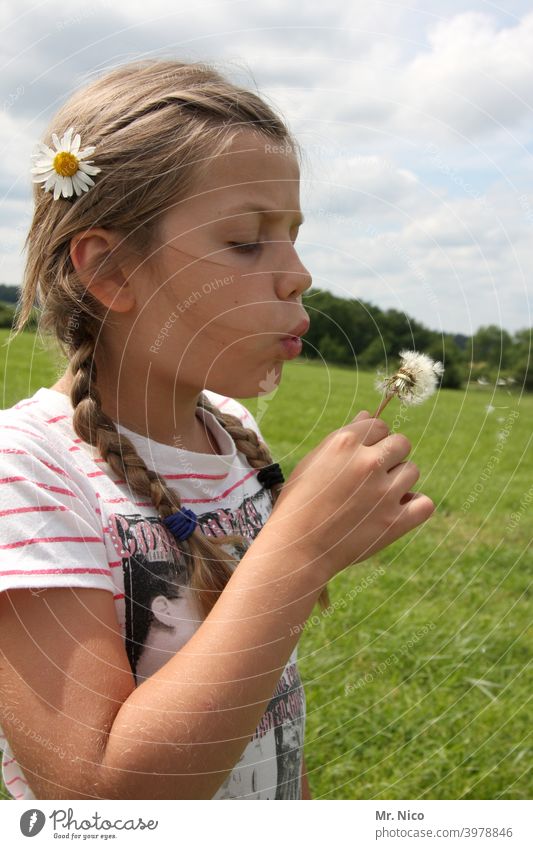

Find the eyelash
[[228, 241, 261, 254], [228, 236, 299, 255]]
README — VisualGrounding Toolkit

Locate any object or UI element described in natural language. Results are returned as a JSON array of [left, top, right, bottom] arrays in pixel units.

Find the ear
[[69, 227, 136, 313], [150, 595, 176, 627]]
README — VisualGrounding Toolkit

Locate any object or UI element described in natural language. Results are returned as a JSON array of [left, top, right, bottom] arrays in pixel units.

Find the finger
[[353, 410, 371, 422], [387, 461, 420, 493], [373, 433, 412, 470], [392, 492, 435, 536], [357, 417, 391, 447]]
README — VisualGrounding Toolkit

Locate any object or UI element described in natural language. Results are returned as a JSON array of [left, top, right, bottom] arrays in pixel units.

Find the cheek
[[192, 283, 263, 335]]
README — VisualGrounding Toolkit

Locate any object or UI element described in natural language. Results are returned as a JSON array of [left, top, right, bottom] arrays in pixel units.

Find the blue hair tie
[[162, 506, 198, 541]]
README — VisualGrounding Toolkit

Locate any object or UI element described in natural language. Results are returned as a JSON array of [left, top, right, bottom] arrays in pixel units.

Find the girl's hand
[[268, 411, 435, 578]]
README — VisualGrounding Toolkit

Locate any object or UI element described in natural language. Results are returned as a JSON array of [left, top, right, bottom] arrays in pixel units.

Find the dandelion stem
[[373, 392, 396, 418]]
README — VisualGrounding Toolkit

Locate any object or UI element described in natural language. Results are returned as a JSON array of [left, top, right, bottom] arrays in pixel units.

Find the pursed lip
[[282, 317, 311, 339]]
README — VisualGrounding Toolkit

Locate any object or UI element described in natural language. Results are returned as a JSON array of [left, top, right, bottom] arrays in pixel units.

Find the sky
[[1, 0, 532, 335]]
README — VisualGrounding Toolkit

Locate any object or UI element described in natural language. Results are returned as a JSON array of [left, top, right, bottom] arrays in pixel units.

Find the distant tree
[[509, 328, 532, 390], [318, 333, 351, 364], [0, 303, 15, 328], [427, 336, 465, 389], [0, 284, 20, 304], [472, 325, 513, 369]]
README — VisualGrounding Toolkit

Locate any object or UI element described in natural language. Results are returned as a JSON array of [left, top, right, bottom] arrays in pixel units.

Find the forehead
[[186, 128, 301, 215]]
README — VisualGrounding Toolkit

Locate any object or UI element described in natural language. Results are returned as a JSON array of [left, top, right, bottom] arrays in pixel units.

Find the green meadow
[[0, 328, 531, 800]]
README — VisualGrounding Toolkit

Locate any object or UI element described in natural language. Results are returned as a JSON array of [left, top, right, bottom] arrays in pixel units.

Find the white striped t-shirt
[[0, 386, 305, 800]]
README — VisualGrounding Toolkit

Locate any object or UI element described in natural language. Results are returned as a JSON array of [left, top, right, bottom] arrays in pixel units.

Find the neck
[[49, 367, 221, 455]]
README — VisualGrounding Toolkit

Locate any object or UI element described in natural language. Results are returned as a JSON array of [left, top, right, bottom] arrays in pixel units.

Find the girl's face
[[135, 128, 312, 399]]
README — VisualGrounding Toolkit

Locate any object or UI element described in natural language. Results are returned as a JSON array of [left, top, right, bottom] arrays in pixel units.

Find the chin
[[208, 360, 283, 399]]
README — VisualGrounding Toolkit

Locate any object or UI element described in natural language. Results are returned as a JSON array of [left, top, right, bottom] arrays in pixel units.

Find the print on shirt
[[213, 653, 306, 800], [106, 485, 273, 684], [106, 484, 304, 799]]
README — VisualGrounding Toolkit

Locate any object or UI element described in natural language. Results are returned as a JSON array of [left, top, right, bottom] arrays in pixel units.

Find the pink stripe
[[46, 414, 68, 424], [114, 592, 125, 600], [13, 399, 39, 410], [101, 497, 153, 506], [0, 535, 104, 551], [0, 475, 77, 497], [0, 566, 112, 577], [185, 469, 258, 503], [0, 505, 69, 518], [101, 470, 257, 507], [0, 424, 44, 440], [217, 397, 230, 409], [6, 775, 28, 786], [38, 458, 71, 477], [3, 756, 16, 766], [163, 472, 228, 481], [0, 449, 71, 478]]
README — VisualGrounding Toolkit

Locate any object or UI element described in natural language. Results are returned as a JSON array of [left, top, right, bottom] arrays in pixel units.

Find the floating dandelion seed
[[374, 350, 444, 417]]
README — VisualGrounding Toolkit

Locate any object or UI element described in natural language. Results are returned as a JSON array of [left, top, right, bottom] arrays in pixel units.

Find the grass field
[[0, 328, 531, 800]]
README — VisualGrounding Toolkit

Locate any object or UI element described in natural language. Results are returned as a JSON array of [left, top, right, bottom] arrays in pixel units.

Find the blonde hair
[[12, 57, 330, 619]]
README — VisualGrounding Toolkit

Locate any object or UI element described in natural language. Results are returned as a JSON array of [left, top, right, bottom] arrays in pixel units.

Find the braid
[[198, 396, 331, 612], [67, 319, 248, 619]]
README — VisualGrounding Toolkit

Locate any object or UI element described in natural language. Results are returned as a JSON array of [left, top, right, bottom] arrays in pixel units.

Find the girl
[[0, 58, 434, 800]]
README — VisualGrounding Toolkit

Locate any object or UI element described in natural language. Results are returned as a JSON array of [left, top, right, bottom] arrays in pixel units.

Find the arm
[[0, 525, 330, 800], [301, 753, 312, 799]]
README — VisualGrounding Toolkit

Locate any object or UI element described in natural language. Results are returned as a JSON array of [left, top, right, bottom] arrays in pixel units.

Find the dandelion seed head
[[375, 349, 444, 406]]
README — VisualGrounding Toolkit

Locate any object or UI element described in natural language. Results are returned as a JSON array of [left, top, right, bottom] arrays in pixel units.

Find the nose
[[275, 243, 312, 300]]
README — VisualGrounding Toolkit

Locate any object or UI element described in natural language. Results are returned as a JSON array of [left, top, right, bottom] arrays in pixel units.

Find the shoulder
[[0, 389, 72, 458], [0, 389, 94, 505], [202, 390, 266, 444]]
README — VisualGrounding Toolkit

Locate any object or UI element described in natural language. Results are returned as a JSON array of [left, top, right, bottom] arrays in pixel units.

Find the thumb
[[353, 409, 371, 422]]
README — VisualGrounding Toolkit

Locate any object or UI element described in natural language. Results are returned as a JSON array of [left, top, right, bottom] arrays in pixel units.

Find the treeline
[[0, 285, 530, 390], [301, 288, 532, 390]]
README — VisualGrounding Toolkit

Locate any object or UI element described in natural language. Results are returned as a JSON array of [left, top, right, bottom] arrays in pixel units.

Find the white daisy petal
[[32, 172, 55, 184], [44, 173, 57, 192], [53, 179, 62, 200], [31, 159, 54, 169], [63, 127, 74, 149], [30, 165, 55, 175], [78, 146, 96, 158], [51, 133, 61, 151], [71, 133, 81, 155], [31, 144, 54, 160], [76, 171, 95, 187], [72, 174, 86, 195], [64, 176, 73, 197], [78, 162, 101, 175]]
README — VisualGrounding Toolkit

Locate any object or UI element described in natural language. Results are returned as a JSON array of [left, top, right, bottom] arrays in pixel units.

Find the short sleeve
[[0, 423, 114, 594]]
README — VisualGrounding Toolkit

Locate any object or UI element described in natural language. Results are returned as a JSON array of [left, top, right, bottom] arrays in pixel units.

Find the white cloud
[[0, 0, 532, 333]]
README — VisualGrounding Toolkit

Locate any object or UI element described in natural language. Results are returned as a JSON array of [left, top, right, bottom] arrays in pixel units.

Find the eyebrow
[[220, 202, 305, 227]]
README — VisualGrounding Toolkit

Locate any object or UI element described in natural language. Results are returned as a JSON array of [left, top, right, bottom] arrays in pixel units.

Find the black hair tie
[[256, 462, 285, 488]]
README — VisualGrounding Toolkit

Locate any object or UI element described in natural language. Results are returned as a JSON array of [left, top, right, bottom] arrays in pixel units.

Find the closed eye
[[228, 241, 262, 254]]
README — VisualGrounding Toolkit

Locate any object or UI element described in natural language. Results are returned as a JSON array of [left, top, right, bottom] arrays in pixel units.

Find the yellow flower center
[[53, 151, 79, 177]]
